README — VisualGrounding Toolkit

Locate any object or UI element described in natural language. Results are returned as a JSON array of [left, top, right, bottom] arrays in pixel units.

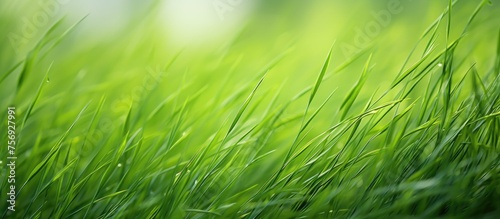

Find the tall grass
[[1, 0, 499, 218]]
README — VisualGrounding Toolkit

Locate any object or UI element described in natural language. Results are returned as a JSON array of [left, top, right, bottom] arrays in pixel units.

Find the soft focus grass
[[1, 0, 499, 218]]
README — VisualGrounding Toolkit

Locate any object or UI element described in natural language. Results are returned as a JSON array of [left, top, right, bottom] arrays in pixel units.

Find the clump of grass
[[1, 0, 499, 218]]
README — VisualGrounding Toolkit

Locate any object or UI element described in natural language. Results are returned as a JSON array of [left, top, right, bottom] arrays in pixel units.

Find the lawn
[[1, 0, 499, 218]]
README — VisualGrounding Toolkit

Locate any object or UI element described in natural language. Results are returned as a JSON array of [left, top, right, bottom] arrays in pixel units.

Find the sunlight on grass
[[0, 0, 499, 218]]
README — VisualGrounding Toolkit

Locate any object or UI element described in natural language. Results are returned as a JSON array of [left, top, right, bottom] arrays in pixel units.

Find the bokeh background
[[1, 0, 498, 148], [2, 0, 498, 127], [1, 0, 499, 218]]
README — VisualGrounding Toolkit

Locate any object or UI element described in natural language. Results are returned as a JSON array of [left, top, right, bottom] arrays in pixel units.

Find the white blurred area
[[6, 0, 256, 51], [63, 0, 133, 40], [63, 0, 256, 47], [161, 0, 256, 47]]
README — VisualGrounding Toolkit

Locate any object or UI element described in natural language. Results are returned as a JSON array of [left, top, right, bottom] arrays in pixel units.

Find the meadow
[[1, 0, 499, 218]]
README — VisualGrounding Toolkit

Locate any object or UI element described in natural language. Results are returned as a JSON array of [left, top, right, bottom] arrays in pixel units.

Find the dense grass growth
[[1, 0, 499, 218]]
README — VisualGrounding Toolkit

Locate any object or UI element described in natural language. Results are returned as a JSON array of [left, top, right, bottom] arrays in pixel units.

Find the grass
[[1, 0, 499, 218]]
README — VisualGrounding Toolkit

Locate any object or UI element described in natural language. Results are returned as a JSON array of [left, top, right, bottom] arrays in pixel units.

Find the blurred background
[[0, 0, 499, 147], [1, 0, 499, 146], [1, 0, 498, 114], [2, 1, 498, 79], [0, 1, 499, 217]]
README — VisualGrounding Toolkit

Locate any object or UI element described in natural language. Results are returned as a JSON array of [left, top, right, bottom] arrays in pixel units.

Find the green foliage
[[0, 0, 499, 218]]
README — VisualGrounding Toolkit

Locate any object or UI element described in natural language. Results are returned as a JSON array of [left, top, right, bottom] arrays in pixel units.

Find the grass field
[[1, 0, 500, 218]]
